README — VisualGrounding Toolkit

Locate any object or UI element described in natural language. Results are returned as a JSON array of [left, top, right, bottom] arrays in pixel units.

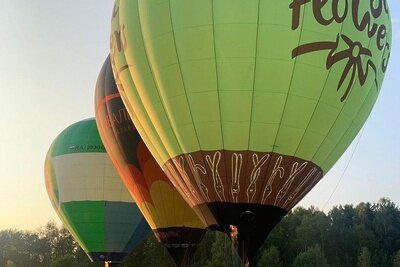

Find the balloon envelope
[[45, 118, 150, 263], [95, 56, 206, 266], [110, 0, 392, 263]]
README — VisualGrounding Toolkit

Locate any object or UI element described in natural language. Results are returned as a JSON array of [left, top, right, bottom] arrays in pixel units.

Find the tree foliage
[[1, 198, 400, 266], [257, 246, 282, 267], [293, 245, 329, 267], [393, 250, 400, 267], [357, 247, 372, 267]]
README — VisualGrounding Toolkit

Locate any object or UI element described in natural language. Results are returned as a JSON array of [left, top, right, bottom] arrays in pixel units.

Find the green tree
[[50, 255, 76, 267], [264, 210, 302, 265], [357, 247, 372, 267], [0, 230, 39, 267], [4, 260, 16, 267], [120, 234, 174, 267], [393, 250, 400, 267], [369, 198, 400, 266], [257, 246, 282, 267], [296, 207, 330, 252], [205, 232, 232, 267], [326, 205, 358, 267], [3, 198, 400, 267], [354, 203, 377, 250], [191, 231, 217, 267], [293, 245, 329, 267]]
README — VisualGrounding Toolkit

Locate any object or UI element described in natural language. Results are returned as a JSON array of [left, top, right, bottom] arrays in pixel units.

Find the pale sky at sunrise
[[0, 1, 399, 231]]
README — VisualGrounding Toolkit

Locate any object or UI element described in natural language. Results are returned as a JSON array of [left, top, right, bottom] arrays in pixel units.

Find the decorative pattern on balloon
[[164, 151, 323, 211]]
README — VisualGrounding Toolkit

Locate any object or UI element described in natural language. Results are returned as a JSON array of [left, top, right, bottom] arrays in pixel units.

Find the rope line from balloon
[[322, 125, 365, 211]]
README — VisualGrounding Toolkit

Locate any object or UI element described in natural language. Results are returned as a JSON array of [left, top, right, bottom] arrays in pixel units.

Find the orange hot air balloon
[[95, 56, 207, 267]]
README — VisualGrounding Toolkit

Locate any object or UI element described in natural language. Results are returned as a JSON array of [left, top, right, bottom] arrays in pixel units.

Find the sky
[[0, 1, 399, 231]]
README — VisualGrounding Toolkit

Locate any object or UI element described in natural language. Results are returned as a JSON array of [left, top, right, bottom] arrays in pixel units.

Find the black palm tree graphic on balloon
[[293, 34, 378, 102]]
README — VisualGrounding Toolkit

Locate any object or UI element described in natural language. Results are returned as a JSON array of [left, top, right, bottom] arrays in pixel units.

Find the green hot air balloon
[[45, 118, 150, 266], [110, 0, 392, 265]]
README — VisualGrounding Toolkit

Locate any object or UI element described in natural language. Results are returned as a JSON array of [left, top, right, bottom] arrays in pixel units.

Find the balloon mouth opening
[[207, 224, 220, 231], [240, 211, 255, 223]]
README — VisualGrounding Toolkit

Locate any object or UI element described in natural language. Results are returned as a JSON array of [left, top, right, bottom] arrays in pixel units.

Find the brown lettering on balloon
[[313, 0, 335, 25], [352, 0, 378, 38], [332, 0, 348, 23], [110, 24, 127, 84], [383, 0, 389, 13], [289, 0, 311, 30], [112, 1, 119, 19], [370, 0, 384, 19], [376, 24, 387, 50], [157, 230, 180, 240], [381, 43, 390, 72], [112, 24, 127, 53], [119, 108, 130, 122], [290, 0, 391, 102]]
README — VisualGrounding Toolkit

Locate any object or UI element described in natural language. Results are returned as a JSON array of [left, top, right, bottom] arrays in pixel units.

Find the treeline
[[2, 198, 400, 267], [259, 197, 400, 267]]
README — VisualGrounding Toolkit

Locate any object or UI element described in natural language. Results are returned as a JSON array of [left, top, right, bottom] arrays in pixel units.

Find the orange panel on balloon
[[95, 56, 206, 267]]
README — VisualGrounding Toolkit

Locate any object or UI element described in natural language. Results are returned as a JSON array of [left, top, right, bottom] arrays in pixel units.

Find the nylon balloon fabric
[[95, 56, 206, 267], [110, 0, 392, 264], [45, 118, 150, 264]]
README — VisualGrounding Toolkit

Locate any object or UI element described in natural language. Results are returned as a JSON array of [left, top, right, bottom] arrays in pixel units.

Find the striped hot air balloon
[[45, 118, 150, 266]]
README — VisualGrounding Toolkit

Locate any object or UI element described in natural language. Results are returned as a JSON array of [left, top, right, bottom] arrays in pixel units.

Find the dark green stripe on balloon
[[60, 201, 150, 254], [61, 201, 105, 252]]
